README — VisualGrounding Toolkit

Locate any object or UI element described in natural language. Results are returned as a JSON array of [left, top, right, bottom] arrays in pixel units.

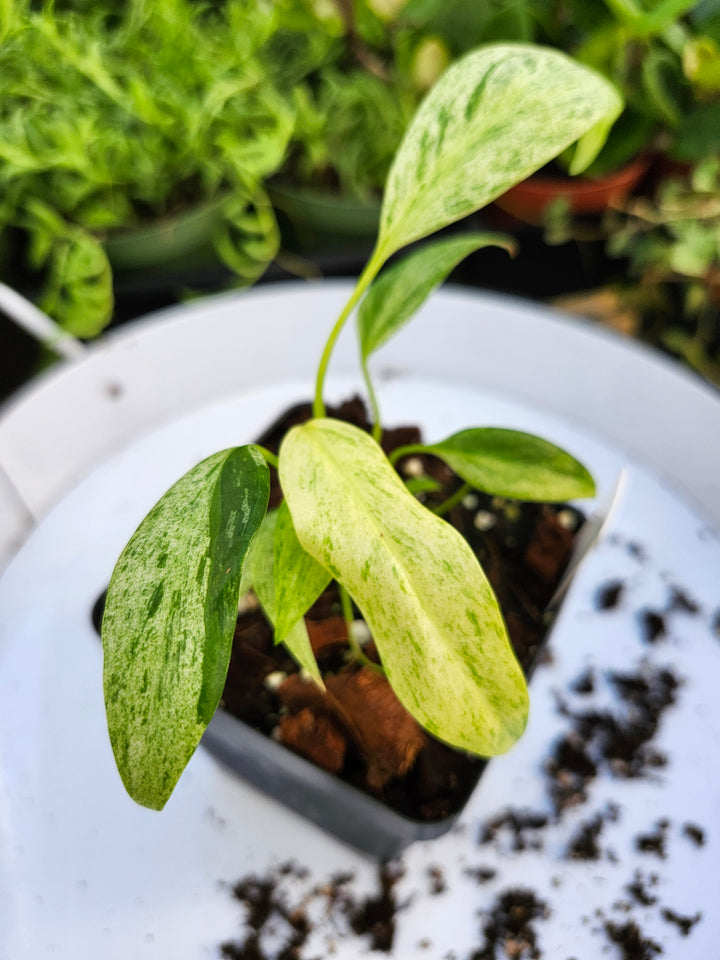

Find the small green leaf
[[250, 510, 323, 684], [404, 476, 443, 495], [274, 500, 332, 643], [279, 419, 528, 757], [102, 446, 270, 810], [357, 233, 515, 360], [377, 44, 623, 261], [421, 428, 596, 501]]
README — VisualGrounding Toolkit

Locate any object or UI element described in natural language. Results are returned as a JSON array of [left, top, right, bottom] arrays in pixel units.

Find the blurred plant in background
[[0, 0, 294, 336], [1, 0, 719, 389]]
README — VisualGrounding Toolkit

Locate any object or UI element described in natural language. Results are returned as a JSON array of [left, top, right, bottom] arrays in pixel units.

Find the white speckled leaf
[[250, 510, 322, 684], [424, 428, 596, 501], [357, 233, 515, 360], [279, 419, 528, 756], [377, 44, 622, 260], [102, 446, 270, 810]]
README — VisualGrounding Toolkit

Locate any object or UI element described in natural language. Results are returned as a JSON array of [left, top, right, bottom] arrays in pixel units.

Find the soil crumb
[[596, 580, 625, 611], [470, 888, 550, 960], [350, 861, 404, 952], [668, 586, 700, 615], [634, 820, 670, 859], [660, 907, 702, 936], [639, 610, 667, 643], [682, 822, 705, 847], [479, 810, 549, 852], [565, 803, 619, 861], [624, 870, 659, 907], [603, 919, 663, 959]]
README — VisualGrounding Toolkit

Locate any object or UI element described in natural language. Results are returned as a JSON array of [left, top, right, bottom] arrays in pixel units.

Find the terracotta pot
[[494, 155, 651, 225]]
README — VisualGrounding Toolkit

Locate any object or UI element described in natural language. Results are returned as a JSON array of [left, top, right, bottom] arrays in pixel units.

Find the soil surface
[[219, 397, 582, 822]]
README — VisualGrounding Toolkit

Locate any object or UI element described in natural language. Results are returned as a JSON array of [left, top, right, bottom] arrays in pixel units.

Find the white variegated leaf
[[279, 419, 528, 756], [103, 446, 269, 810], [377, 44, 623, 260]]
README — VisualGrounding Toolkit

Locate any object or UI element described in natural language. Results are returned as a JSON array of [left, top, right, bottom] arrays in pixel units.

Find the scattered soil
[[639, 610, 667, 644], [660, 907, 702, 936], [682, 822, 705, 847], [603, 919, 663, 959], [565, 803, 619, 861], [596, 580, 625, 610], [634, 820, 670, 859], [571, 669, 595, 695], [668, 586, 700, 615], [220, 863, 311, 960], [349, 861, 404, 952], [219, 397, 580, 822], [624, 870, 659, 907], [478, 810, 549, 853], [470, 889, 550, 960], [547, 665, 679, 816]]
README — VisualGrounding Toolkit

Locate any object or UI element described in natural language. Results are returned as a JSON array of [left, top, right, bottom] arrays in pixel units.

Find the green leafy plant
[[102, 44, 621, 811], [605, 156, 720, 383], [0, 0, 295, 336]]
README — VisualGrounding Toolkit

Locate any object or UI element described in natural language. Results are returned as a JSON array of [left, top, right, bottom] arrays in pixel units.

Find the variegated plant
[[102, 44, 622, 810]]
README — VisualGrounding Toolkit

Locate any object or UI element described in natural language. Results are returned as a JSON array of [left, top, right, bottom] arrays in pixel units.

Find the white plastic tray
[[0, 284, 718, 959]]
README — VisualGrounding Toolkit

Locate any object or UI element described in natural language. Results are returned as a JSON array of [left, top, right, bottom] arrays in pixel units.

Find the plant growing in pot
[[101, 45, 621, 857]]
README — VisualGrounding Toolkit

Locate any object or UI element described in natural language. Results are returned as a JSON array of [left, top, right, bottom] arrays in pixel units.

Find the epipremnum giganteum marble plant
[[101, 44, 622, 810]]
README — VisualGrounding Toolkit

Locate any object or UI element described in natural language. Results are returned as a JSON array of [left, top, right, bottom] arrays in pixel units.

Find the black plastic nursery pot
[[202, 708, 468, 860]]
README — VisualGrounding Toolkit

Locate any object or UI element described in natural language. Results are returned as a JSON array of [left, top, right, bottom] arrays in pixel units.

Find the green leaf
[[102, 446, 270, 810], [419, 428, 596, 501], [274, 500, 332, 643], [279, 419, 528, 756], [404, 476, 443, 495], [357, 232, 515, 360], [376, 44, 623, 261], [250, 510, 323, 684]]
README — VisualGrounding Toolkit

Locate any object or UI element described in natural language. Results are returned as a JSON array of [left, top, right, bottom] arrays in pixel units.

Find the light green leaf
[[103, 446, 270, 810], [250, 510, 323, 684], [274, 500, 332, 643], [404, 476, 443, 495], [418, 428, 596, 501], [279, 419, 528, 756], [376, 44, 623, 261], [358, 232, 515, 360]]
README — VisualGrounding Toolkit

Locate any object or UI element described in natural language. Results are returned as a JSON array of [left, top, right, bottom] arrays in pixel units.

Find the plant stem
[[313, 248, 385, 420], [361, 351, 383, 443], [254, 445, 279, 469], [433, 482, 471, 517], [388, 442, 426, 467], [339, 583, 384, 674]]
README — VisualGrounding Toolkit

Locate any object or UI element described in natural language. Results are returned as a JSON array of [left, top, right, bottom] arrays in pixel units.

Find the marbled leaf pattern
[[377, 44, 622, 260], [103, 446, 269, 809], [279, 419, 529, 756]]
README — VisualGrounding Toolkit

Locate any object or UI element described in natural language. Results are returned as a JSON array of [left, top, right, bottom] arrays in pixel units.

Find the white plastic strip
[[0, 282, 87, 361]]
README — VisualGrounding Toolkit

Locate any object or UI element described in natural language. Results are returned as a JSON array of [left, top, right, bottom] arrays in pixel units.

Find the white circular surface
[[0, 284, 718, 958]]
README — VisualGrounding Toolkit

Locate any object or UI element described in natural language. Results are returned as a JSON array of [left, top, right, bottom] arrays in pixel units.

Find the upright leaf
[[102, 446, 270, 810], [376, 44, 622, 261], [357, 232, 515, 360], [274, 500, 332, 643], [416, 428, 596, 501], [250, 510, 323, 684], [279, 419, 529, 757]]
